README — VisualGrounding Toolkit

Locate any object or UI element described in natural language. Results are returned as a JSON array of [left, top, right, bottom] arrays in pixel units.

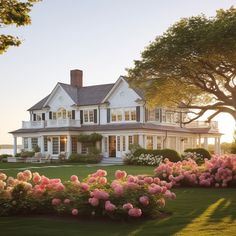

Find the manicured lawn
[[0, 163, 236, 236]]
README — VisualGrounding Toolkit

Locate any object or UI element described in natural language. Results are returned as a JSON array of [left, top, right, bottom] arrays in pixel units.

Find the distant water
[[0, 149, 20, 155]]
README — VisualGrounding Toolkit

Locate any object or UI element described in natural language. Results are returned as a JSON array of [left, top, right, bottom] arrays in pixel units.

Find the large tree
[[0, 0, 40, 54], [127, 7, 236, 123]]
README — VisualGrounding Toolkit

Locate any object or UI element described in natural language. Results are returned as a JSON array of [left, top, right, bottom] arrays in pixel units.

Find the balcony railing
[[185, 121, 218, 131], [46, 119, 81, 127], [22, 121, 45, 129], [22, 119, 81, 129]]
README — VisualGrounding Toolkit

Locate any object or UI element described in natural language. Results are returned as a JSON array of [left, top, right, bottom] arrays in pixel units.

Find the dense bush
[[123, 153, 163, 166], [181, 152, 205, 165], [0, 169, 176, 219], [184, 148, 211, 160], [133, 149, 181, 163], [68, 153, 102, 164], [155, 155, 236, 187], [0, 154, 12, 162], [20, 151, 35, 158]]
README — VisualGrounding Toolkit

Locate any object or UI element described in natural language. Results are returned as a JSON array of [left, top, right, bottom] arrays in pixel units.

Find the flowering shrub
[[123, 153, 163, 166], [155, 155, 236, 187], [181, 152, 205, 165], [0, 169, 175, 219]]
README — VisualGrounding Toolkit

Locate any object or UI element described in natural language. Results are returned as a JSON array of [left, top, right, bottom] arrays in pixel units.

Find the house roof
[[28, 83, 115, 111], [10, 123, 221, 135]]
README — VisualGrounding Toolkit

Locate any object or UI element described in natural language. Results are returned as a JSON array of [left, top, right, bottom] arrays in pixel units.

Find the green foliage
[[77, 133, 103, 143], [0, 0, 40, 54], [230, 142, 236, 154], [184, 148, 211, 159], [127, 7, 236, 121], [68, 148, 102, 164], [33, 145, 40, 153], [20, 151, 35, 158], [133, 148, 181, 162]]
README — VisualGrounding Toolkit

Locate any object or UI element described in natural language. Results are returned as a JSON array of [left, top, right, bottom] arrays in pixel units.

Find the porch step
[[101, 158, 124, 165]]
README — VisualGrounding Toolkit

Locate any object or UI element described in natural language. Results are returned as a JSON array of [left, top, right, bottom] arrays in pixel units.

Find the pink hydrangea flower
[[123, 203, 133, 210], [128, 208, 142, 217], [139, 196, 149, 206], [88, 197, 99, 206], [64, 198, 71, 204], [52, 198, 61, 206], [105, 201, 116, 211], [115, 170, 127, 179], [72, 208, 78, 216], [70, 175, 78, 182]]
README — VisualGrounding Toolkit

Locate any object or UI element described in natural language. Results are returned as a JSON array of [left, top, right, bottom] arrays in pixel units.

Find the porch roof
[[10, 123, 222, 135]]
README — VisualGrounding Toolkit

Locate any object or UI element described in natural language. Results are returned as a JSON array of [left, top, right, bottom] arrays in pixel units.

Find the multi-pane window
[[89, 110, 94, 122], [111, 108, 136, 122], [125, 111, 130, 121], [52, 137, 59, 155], [81, 143, 88, 154], [146, 136, 153, 150], [23, 138, 28, 149], [84, 110, 94, 123], [117, 136, 120, 151], [157, 137, 162, 149], [60, 136, 66, 152], [123, 136, 126, 151], [62, 109, 67, 119], [131, 110, 136, 121], [31, 138, 38, 149], [53, 112, 57, 120], [104, 137, 108, 152], [148, 108, 160, 121], [71, 137, 77, 153], [44, 137, 48, 152], [67, 111, 72, 119], [128, 136, 133, 147], [134, 135, 139, 144]]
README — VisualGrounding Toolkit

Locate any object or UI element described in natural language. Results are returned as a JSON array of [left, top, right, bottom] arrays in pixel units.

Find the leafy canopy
[[0, 0, 40, 54], [127, 7, 236, 122]]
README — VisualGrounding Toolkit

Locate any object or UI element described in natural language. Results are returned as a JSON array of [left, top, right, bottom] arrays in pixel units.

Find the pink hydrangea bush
[[0, 169, 175, 219], [155, 155, 236, 187]]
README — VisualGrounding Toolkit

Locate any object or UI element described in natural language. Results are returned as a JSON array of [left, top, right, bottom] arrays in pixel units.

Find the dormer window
[[84, 110, 94, 123], [52, 108, 74, 120]]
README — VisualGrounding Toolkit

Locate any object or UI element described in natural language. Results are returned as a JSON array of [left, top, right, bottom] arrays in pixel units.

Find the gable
[[44, 84, 76, 111], [106, 78, 141, 107]]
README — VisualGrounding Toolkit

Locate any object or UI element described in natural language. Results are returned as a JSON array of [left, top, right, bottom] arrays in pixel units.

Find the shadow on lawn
[[126, 188, 236, 236]]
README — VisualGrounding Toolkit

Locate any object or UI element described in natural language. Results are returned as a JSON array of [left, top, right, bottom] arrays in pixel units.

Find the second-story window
[[111, 108, 136, 122], [84, 110, 94, 123]]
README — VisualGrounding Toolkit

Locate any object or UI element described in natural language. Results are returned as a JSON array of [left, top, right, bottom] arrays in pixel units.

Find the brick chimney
[[70, 69, 83, 87]]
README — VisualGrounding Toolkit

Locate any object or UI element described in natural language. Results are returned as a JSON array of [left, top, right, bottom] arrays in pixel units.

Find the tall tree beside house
[[0, 0, 40, 54], [127, 7, 236, 123]]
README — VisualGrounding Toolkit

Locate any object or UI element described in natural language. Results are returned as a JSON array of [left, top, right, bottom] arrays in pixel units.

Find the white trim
[[101, 76, 142, 103]]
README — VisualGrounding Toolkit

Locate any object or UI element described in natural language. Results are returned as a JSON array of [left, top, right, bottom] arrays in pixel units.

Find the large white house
[[10, 69, 221, 159]]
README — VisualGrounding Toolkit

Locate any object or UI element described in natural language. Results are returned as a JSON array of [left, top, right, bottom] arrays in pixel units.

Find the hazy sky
[[0, 0, 236, 144]]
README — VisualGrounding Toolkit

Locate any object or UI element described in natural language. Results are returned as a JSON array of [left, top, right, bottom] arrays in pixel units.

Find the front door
[[109, 136, 116, 158]]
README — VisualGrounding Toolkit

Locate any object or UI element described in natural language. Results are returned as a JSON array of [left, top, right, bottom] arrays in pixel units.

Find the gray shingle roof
[[28, 83, 115, 111], [28, 95, 50, 111], [10, 123, 221, 135]]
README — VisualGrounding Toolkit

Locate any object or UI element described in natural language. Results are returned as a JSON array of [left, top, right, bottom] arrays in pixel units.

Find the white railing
[[22, 119, 81, 129], [46, 119, 81, 127], [185, 121, 218, 130], [22, 121, 45, 129]]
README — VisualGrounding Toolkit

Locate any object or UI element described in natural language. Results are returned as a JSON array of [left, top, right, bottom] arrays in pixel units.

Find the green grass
[[0, 163, 236, 236]]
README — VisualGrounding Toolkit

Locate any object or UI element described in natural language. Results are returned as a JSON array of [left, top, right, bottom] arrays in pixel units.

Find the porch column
[[204, 137, 208, 150], [67, 135, 72, 156], [153, 135, 157, 149], [218, 137, 221, 154], [39, 136, 44, 153], [13, 136, 17, 156], [214, 137, 218, 154], [47, 137, 51, 154], [138, 134, 144, 148]]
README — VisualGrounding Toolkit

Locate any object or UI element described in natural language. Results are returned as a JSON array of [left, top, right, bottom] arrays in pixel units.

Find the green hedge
[[133, 148, 181, 162], [184, 148, 211, 159], [68, 153, 102, 164]]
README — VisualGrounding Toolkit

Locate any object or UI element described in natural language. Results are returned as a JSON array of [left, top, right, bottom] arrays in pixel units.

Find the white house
[[10, 69, 221, 159]]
